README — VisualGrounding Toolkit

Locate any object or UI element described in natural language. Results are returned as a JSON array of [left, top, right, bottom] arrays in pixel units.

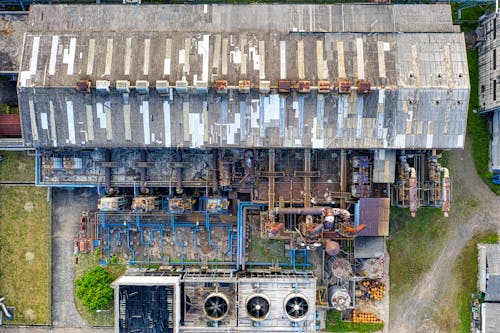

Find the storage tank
[[328, 285, 351, 311], [332, 258, 353, 279], [324, 239, 340, 256]]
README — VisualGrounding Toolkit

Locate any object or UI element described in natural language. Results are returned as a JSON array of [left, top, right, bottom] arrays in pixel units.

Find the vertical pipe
[[212, 149, 218, 194], [304, 148, 311, 207], [104, 149, 111, 193], [340, 149, 347, 193], [268, 149, 275, 210], [139, 150, 147, 194], [176, 149, 183, 194]]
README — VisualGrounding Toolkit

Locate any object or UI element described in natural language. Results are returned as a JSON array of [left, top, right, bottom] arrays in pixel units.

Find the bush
[[75, 266, 114, 312]]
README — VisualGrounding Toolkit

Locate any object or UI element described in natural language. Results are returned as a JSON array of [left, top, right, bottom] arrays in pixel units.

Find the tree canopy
[[75, 266, 114, 312]]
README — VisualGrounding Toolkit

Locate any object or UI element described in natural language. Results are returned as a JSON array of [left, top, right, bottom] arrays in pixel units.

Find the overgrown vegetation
[[453, 233, 498, 333], [0, 186, 51, 324], [325, 310, 384, 333], [75, 251, 126, 326], [75, 266, 114, 312], [247, 234, 288, 263], [0, 151, 35, 182], [387, 207, 448, 300]]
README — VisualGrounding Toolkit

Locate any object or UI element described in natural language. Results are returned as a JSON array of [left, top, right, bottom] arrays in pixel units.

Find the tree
[[75, 266, 114, 311]]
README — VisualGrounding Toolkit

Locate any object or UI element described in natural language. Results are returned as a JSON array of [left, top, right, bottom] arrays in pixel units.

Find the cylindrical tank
[[332, 258, 353, 278], [324, 239, 340, 256], [362, 258, 384, 279], [328, 285, 351, 311]]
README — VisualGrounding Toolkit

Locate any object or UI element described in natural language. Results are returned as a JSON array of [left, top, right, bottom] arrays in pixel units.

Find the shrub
[[75, 266, 114, 312]]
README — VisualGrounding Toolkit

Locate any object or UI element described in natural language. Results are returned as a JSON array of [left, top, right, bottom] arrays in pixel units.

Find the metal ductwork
[[203, 293, 230, 321], [245, 294, 270, 321], [284, 293, 309, 322]]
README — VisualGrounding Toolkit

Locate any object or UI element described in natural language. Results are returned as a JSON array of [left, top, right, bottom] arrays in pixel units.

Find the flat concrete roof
[[0, 12, 28, 73]]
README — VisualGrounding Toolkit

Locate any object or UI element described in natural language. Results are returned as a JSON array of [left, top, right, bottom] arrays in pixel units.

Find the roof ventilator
[[135, 80, 149, 94], [96, 80, 110, 93]]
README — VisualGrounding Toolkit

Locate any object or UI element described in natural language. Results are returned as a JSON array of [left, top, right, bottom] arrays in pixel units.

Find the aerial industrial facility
[[0, 2, 470, 332]]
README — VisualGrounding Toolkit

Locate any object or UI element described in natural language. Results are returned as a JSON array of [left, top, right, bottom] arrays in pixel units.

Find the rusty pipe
[[139, 150, 147, 194], [273, 207, 325, 216], [176, 149, 183, 194], [440, 167, 450, 217]]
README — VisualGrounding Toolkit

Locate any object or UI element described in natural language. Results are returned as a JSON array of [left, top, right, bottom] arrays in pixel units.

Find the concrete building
[[478, 12, 500, 171]]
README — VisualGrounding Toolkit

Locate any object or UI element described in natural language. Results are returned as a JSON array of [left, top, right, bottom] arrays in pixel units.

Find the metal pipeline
[[407, 167, 418, 218], [273, 207, 325, 216], [0, 297, 12, 319], [139, 150, 147, 194], [212, 149, 218, 194], [176, 149, 183, 194], [440, 167, 451, 217], [104, 149, 111, 193]]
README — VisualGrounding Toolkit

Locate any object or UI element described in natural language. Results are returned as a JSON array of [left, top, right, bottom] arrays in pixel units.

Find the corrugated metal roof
[[356, 198, 390, 237], [17, 4, 469, 150], [482, 302, 500, 333], [0, 114, 21, 137]]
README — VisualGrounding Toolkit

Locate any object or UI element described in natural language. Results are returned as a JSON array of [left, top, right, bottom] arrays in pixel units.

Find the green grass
[[0, 186, 51, 324], [0, 151, 35, 182], [453, 233, 498, 333], [247, 234, 288, 263], [387, 207, 448, 300], [325, 311, 384, 333], [75, 251, 126, 327]]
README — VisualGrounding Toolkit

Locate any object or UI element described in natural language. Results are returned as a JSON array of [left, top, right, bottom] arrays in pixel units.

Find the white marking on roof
[[48, 36, 59, 75], [183, 101, 190, 142], [123, 104, 131, 141], [66, 101, 76, 144], [212, 35, 221, 75], [85, 104, 94, 141], [96, 103, 106, 128], [141, 101, 150, 145], [164, 39, 172, 76], [204, 4, 208, 13], [198, 35, 209, 83], [62, 38, 76, 75], [259, 41, 265, 79], [356, 38, 365, 80], [29, 100, 38, 141], [49, 101, 57, 146], [297, 40, 305, 79], [280, 41, 286, 79], [222, 38, 228, 76], [337, 41, 345, 78], [41, 112, 48, 130], [184, 38, 191, 74], [179, 49, 185, 64], [30, 36, 40, 75], [189, 113, 204, 148], [317, 40, 326, 80], [240, 39, 247, 75], [86, 39, 95, 75], [163, 101, 171, 147], [124, 38, 132, 75], [377, 41, 386, 78], [263, 94, 280, 123], [104, 39, 113, 76], [143, 39, 150, 76], [105, 101, 112, 141]]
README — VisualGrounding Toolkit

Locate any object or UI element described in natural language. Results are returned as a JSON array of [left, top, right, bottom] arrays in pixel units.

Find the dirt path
[[390, 143, 500, 332]]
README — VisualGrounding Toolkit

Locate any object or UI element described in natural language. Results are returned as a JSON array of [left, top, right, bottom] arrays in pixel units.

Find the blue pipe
[[237, 202, 267, 268], [35, 149, 40, 186], [126, 227, 135, 262]]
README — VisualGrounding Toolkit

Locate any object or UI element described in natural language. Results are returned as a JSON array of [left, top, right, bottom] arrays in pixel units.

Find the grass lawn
[[0, 186, 51, 324], [387, 207, 448, 300], [0, 151, 35, 182], [453, 233, 498, 333], [325, 310, 383, 333], [74, 251, 126, 326], [247, 234, 288, 264]]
